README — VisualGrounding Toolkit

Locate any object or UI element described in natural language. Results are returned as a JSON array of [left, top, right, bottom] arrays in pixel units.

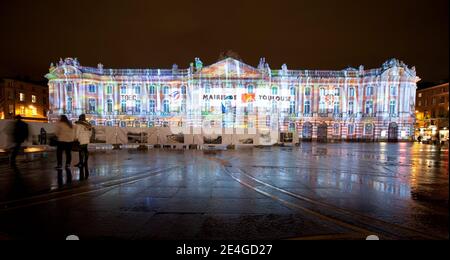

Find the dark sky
[[0, 0, 448, 83]]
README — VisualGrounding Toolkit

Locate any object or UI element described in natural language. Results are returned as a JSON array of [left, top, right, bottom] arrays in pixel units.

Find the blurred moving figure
[[10, 115, 29, 166], [74, 114, 92, 168], [55, 115, 75, 169]]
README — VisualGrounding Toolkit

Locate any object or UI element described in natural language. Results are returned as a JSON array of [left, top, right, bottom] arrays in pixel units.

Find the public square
[[0, 142, 447, 240]]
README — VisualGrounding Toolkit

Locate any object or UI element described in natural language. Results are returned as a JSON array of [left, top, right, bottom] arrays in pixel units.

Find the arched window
[[106, 85, 113, 95], [163, 100, 170, 113], [135, 100, 141, 113], [107, 99, 113, 113], [333, 123, 340, 135], [347, 124, 354, 135], [121, 100, 127, 113], [365, 100, 373, 114], [289, 101, 296, 114], [120, 121, 127, 128], [120, 85, 127, 95], [304, 101, 311, 114], [305, 87, 312, 96], [181, 85, 187, 95], [106, 121, 113, 127], [272, 86, 278, 95], [390, 86, 397, 96], [333, 101, 340, 114], [149, 85, 156, 95], [163, 86, 170, 95], [389, 100, 396, 115], [88, 98, 96, 113], [364, 123, 374, 135], [349, 87, 355, 97], [149, 100, 156, 113]]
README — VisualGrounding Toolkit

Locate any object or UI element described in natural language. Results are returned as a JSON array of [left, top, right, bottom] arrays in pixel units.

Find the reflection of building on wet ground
[[415, 83, 449, 144], [45, 57, 419, 142]]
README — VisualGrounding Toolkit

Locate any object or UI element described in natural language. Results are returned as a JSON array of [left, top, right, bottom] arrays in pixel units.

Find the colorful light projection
[[46, 57, 419, 141]]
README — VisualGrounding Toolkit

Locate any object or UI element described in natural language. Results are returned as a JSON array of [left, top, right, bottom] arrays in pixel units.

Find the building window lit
[[163, 86, 170, 95], [88, 98, 96, 112], [289, 101, 295, 114], [88, 84, 97, 93], [121, 100, 127, 113], [106, 85, 113, 95], [290, 87, 296, 96], [333, 124, 340, 135], [366, 86, 373, 96], [32, 95, 36, 103], [19, 93, 25, 102], [181, 86, 187, 95], [319, 88, 325, 96], [67, 97, 72, 113], [248, 85, 254, 94], [106, 121, 113, 127], [418, 93, 422, 98], [135, 100, 141, 113], [418, 100, 422, 107], [390, 86, 397, 96], [348, 101, 354, 114], [163, 100, 170, 113], [304, 101, 311, 114], [149, 100, 156, 113], [364, 123, 373, 135], [319, 101, 326, 113], [120, 85, 127, 95], [349, 87, 355, 97], [333, 102, 340, 114], [272, 86, 278, 95], [149, 85, 156, 95], [134, 85, 141, 95], [305, 87, 311, 96], [120, 121, 127, 127], [365, 100, 373, 114], [334, 88, 340, 96], [107, 99, 113, 113], [66, 83, 73, 92], [30, 106, 37, 116], [348, 124, 354, 135], [20, 106, 25, 115], [389, 100, 396, 114]]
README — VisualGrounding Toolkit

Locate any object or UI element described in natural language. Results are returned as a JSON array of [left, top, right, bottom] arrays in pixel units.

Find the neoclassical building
[[45, 57, 419, 142]]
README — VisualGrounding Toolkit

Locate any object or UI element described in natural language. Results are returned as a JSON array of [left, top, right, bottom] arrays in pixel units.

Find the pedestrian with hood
[[55, 115, 75, 169], [74, 114, 92, 167]]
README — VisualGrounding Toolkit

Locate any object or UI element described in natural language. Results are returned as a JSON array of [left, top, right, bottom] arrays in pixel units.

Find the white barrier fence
[[0, 120, 289, 149]]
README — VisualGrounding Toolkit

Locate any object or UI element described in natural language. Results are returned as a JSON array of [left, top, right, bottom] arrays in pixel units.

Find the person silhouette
[[10, 115, 29, 166]]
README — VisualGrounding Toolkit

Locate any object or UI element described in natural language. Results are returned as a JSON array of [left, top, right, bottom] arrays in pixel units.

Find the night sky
[[0, 0, 448, 84]]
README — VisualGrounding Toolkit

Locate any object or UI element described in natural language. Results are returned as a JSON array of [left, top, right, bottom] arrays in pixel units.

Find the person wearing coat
[[74, 114, 92, 167], [55, 115, 75, 169]]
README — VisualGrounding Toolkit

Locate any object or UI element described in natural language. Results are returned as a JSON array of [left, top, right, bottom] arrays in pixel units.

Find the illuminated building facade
[[0, 78, 49, 122], [46, 57, 419, 142]]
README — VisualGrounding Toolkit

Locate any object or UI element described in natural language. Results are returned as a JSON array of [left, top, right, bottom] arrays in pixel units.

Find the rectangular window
[[31, 95, 36, 103], [88, 85, 96, 93], [418, 100, 422, 107], [120, 85, 127, 94], [390, 86, 397, 96], [88, 99, 96, 112], [432, 97, 436, 105], [135, 100, 141, 113], [135, 85, 141, 95], [334, 88, 340, 96], [348, 102, 354, 114], [19, 93, 25, 101], [418, 93, 422, 98], [106, 85, 113, 95], [389, 100, 396, 114], [349, 88, 355, 97], [440, 96, 445, 104]]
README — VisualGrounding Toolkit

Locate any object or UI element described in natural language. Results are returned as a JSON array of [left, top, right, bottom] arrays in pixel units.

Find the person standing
[[10, 115, 29, 166], [74, 114, 92, 167], [55, 115, 75, 169]]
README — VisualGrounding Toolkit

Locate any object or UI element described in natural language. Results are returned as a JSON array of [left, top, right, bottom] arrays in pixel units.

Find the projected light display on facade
[[45, 57, 419, 141]]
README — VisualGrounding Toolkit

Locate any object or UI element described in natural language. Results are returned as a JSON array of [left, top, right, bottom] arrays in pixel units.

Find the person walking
[[10, 115, 29, 166], [74, 114, 92, 167], [55, 115, 75, 169]]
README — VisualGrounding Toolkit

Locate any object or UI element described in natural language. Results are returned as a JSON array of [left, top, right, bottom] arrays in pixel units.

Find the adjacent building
[[0, 78, 49, 122], [415, 83, 449, 143], [45, 57, 419, 142]]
